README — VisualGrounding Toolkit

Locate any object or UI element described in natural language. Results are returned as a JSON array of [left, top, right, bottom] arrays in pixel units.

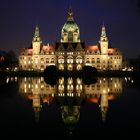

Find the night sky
[[0, 0, 140, 58]]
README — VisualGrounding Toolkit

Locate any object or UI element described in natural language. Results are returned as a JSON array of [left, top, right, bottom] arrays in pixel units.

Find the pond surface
[[0, 77, 140, 138]]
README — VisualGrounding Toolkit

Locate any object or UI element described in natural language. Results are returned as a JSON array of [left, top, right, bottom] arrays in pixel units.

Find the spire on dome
[[67, 8, 74, 21]]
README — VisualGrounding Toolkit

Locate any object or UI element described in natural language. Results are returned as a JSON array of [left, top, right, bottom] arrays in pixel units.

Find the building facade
[[19, 9, 122, 71]]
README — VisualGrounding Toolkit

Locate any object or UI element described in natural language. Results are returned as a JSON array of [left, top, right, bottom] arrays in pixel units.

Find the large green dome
[[62, 21, 79, 33], [61, 9, 80, 43]]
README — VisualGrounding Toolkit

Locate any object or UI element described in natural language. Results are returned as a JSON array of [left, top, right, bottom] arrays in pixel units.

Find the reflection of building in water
[[85, 78, 123, 121], [18, 77, 122, 122], [18, 77, 55, 121], [56, 77, 83, 126]]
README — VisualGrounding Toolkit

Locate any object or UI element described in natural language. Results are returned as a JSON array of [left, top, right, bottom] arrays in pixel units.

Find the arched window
[[51, 58, 55, 63], [86, 58, 90, 63], [58, 56, 64, 64], [76, 56, 82, 64], [92, 58, 95, 63], [67, 56, 73, 64], [46, 58, 49, 63]]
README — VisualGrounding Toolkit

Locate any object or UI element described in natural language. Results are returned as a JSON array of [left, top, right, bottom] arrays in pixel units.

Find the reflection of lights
[[103, 78, 106, 81], [6, 78, 9, 84], [35, 84, 38, 89], [24, 89, 27, 93], [28, 84, 31, 88], [24, 77, 26, 82], [100, 80, 102, 84], [125, 77, 127, 82], [71, 93, 74, 97], [67, 85, 70, 90], [111, 78, 112, 81], [11, 77, 14, 81], [24, 84, 26, 88], [131, 80, 134, 83], [77, 78, 81, 84], [128, 77, 131, 81], [41, 77, 44, 82], [115, 84, 117, 88], [80, 85, 82, 90], [15, 77, 18, 82], [41, 85, 44, 89], [108, 88, 110, 92], [103, 90, 106, 94]]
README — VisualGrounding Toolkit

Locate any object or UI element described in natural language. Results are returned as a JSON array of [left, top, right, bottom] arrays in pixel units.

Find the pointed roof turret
[[100, 24, 108, 41], [76, 43, 84, 51], [67, 43, 74, 51], [33, 25, 41, 42], [101, 107, 108, 122], [57, 43, 65, 51], [34, 107, 41, 122]]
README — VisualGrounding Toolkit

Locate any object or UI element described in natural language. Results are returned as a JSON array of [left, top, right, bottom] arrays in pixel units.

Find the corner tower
[[32, 26, 42, 55], [100, 25, 108, 54], [61, 9, 80, 43]]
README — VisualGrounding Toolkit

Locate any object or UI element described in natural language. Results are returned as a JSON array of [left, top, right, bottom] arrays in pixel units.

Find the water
[[0, 76, 140, 138]]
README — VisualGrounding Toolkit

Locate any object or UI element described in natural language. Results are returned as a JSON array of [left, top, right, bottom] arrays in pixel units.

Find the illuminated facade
[[19, 9, 122, 71], [19, 77, 123, 122]]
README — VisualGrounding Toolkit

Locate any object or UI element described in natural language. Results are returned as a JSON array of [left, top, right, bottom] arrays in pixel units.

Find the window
[[58, 57, 64, 64], [76, 56, 82, 64], [41, 58, 44, 61], [92, 58, 95, 63], [46, 58, 49, 63], [97, 58, 100, 63], [51, 58, 55, 63], [86, 58, 90, 63]]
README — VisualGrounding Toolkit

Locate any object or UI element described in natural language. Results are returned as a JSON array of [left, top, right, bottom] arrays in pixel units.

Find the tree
[[44, 65, 57, 85]]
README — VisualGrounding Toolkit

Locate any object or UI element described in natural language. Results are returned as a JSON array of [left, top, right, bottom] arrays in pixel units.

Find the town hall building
[[19, 9, 122, 71]]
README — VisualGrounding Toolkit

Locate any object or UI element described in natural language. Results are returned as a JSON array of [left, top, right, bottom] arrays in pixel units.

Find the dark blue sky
[[0, 0, 140, 58]]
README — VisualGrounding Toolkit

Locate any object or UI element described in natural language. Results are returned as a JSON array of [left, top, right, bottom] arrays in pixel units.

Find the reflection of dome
[[61, 106, 80, 124], [61, 9, 80, 43]]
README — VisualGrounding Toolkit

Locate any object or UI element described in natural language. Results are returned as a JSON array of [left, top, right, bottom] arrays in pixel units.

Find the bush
[[43, 65, 57, 85]]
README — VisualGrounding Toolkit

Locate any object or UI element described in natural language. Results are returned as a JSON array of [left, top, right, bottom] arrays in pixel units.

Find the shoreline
[[0, 70, 139, 78]]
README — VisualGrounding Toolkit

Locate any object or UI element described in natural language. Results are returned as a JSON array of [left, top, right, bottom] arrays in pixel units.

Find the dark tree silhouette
[[44, 65, 57, 85]]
